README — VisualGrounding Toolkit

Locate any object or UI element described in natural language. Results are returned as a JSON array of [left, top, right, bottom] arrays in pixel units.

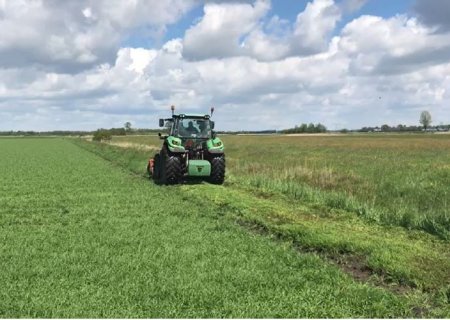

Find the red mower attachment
[[147, 158, 155, 176]]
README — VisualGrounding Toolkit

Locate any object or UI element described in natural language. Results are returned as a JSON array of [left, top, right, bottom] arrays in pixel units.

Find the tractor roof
[[168, 114, 211, 120]]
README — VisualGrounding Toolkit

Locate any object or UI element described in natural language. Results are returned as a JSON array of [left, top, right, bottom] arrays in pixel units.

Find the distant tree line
[[2, 111, 448, 137], [0, 130, 92, 136], [357, 124, 450, 133], [0, 128, 161, 137], [341, 111, 449, 133], [283, 123, 327, 134], [92, 128, 128, 141]]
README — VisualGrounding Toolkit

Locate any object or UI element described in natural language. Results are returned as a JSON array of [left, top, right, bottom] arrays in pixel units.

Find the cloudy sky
[[1, 0, 449, 131]]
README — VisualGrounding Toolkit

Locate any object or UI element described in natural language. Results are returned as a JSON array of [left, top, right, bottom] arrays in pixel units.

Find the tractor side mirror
[[159, 119, 164, 127], [210, 121, 215, 129]]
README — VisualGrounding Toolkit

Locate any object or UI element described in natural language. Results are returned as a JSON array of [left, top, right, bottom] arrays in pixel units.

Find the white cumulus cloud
[[0, 0, 450, 131]]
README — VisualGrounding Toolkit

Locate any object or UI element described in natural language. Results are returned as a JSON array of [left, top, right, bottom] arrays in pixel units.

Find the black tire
[[161, 148, 182, 185], [209, 155, 225, 185]]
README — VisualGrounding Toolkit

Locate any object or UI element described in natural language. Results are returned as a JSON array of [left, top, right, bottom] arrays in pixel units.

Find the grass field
[[114, 134, 450, 239], [1, 136, 450, 317]]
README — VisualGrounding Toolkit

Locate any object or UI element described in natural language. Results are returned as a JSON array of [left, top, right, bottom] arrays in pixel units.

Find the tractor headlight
[[213, 141, 222, 147], [172, 140, 180, 146]]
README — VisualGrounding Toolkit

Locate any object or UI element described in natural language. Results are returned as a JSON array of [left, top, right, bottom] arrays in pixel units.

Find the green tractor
[[148, 106, 225, 185]]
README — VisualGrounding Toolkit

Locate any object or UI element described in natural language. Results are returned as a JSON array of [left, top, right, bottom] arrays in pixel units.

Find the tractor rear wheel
[[209, 155, 225, 185], [161, 148, 182, 185]]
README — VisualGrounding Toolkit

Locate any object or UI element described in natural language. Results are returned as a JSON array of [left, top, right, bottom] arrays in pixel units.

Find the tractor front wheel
[[209, 155, 225, 185], [160, 148, 182, 185]]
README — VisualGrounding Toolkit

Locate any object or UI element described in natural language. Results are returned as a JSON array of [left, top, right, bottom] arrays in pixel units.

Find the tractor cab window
[[177, 119, 211, 138]]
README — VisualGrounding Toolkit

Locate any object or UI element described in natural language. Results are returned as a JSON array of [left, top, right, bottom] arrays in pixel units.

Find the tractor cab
[[162, 114, 215, 140]]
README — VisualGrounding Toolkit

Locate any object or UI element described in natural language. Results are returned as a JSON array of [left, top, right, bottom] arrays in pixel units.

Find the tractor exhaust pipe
[[211, 107, 215, 117], [171, 105, 175, 116]]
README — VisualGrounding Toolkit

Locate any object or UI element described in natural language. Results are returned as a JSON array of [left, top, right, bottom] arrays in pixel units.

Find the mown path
[[0, 138, 430, 317]]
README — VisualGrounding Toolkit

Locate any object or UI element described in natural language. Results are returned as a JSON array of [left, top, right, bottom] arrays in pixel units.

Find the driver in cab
[[186, 121, 199, 135]]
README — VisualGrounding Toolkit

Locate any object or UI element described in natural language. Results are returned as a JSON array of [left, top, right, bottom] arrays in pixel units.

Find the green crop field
[[1, 136, 450, 317], [113, 134, 450, 239]]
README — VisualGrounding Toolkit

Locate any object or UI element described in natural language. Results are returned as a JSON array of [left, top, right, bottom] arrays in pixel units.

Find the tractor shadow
[[145, 174, 208, 186], [181, 178, 209, 185]]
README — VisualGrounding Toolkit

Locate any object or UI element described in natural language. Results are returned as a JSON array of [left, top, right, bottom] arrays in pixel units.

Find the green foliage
[[420, 110, 432, 130], [92, 128, 127, 141], [92, 129, 112, 142], [109, 127, 127, 136], [359, 124, 426, 132], [284, 123, 327, 134]]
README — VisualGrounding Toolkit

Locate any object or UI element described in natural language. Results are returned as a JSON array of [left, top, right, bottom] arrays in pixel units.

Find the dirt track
[[285, 133, 343, 137]]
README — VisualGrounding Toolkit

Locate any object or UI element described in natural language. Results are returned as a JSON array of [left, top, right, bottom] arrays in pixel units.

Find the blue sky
[[357, 0, 415, 17], [125, 0, 417, 48], [1, 0, 449, 131], [335, 0, 415, 31]]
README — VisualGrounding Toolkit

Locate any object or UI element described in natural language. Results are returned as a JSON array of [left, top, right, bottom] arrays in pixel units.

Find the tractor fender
[[206, 137, 224, 154], [166, 136, 185, 153]]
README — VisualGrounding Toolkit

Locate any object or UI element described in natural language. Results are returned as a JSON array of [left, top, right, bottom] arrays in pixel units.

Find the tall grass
[[113, 134, 450, 239], [222, 134, 450, 239]]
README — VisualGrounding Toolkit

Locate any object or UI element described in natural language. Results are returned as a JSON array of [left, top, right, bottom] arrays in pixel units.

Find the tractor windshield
[[176, 118, 212, 138]]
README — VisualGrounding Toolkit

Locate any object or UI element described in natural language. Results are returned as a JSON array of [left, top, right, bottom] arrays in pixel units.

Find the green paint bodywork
[[167, 136, 185, 153], [188, 160, 211, 176], [206, 137, 224, 154]]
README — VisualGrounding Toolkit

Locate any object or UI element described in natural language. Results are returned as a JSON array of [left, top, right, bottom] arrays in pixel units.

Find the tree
[[283, 123, 327, 134], [92, 129, 112, 142], [299, 123, 308, 133], [419, 111, 432, 131], [316, 123, 327, 133], [124, 121, 132, 132]]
